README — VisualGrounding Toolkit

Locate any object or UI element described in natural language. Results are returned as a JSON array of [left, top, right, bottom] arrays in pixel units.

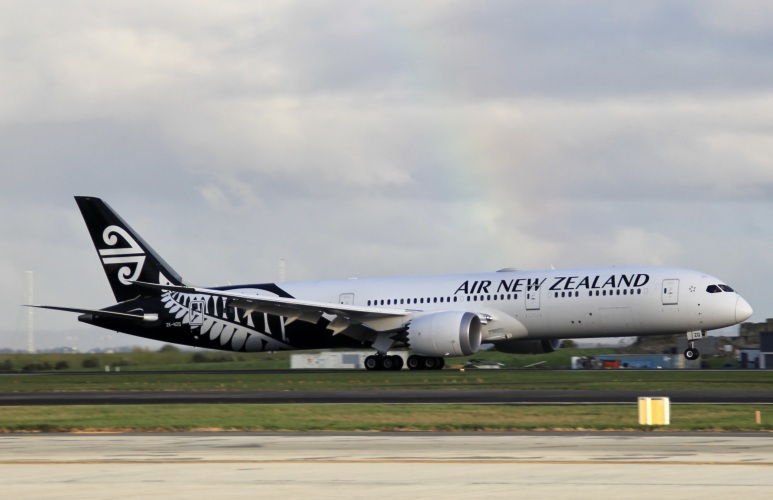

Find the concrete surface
[[1, 432, 772, 498]]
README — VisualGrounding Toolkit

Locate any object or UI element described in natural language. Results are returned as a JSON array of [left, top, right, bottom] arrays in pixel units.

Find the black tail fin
[[75, 196, 185, 302]]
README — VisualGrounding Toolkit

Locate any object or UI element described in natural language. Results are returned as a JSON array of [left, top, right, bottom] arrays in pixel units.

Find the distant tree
[[561, 339, 578, 349], [0, 359, 14, 372], [159, 344, 180, 352], [82, 357, 101, 369], [22, 361, 52, 372], [54, 360, 70, 370], [191, 353, 210, 363]]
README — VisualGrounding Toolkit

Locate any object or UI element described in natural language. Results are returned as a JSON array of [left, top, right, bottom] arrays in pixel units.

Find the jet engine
[[492, 338, 562, 354], [407, 311, 482, 357]]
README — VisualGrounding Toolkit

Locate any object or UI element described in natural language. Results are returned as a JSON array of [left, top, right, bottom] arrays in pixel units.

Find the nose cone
[[735, 296, 753, 323]]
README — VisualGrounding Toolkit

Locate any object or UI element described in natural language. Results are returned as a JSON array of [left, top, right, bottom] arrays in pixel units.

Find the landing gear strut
[[684, 330, 707, 360]]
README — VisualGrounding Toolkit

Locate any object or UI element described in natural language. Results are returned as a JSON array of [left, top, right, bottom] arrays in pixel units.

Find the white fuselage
[[270, 266, 751, 342]]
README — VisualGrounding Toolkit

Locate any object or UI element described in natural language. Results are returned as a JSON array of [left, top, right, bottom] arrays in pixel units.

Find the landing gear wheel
[[422, 357, 446, 370], [407, 355, 424, 370], [364, 355, 383, 371], [391, 355, 404, 371], [407, 355, 444, 370], [684, 348, 700, 361], [381, 356, 395, 370]]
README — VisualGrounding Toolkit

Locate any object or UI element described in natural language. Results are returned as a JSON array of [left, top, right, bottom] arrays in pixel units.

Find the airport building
[[731, 318, 773, 369]]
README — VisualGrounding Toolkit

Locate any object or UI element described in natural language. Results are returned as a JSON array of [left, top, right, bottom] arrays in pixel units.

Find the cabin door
[[661, 279, 679, 305]]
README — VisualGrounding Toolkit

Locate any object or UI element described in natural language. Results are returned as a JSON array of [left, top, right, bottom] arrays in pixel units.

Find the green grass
[[0, 349, 291, 372], [2, 358, 770, 433], [0, 404, 770, 433], [1, 370, 772, 392]]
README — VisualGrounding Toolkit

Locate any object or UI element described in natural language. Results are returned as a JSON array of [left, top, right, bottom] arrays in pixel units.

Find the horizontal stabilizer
[[26, 305, 151, 322]]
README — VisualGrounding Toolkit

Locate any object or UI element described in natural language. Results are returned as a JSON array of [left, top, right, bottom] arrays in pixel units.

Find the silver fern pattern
[[160, 291, 291, 352]]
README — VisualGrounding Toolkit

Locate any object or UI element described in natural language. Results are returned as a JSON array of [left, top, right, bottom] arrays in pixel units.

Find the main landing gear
[[363, 354, 445, 371], [406, 355, 445, 371], [684, 330, 708, 360], [364, 354, 404, 371]]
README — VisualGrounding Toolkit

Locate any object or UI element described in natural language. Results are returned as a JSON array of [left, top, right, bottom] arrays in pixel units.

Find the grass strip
[[1, 404, 772, 433], [3, 370, 773, 393]]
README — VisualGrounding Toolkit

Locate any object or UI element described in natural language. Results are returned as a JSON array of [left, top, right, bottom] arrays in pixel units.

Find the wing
[[133, 281, 411, 334]]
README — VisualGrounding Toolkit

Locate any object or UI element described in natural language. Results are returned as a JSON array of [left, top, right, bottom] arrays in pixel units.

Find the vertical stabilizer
[[75, 196, 185, 302]]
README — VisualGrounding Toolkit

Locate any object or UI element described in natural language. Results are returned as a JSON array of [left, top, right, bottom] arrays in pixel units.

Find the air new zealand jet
[[31, 197, 753, 370]]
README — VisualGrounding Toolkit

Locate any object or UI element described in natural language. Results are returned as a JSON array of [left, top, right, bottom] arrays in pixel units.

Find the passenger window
[[706, 285, 722, 293]]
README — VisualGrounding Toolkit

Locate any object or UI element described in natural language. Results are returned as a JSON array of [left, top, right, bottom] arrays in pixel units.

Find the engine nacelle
[[407, 311, 482, 357], [492, 338, 562, 354]]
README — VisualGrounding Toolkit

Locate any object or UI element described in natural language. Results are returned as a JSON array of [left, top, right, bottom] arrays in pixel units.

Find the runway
[[1, 432, 772, 498], [2, 388, 773, 405]]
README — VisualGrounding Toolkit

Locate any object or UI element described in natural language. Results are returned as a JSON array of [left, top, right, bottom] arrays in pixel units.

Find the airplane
[[29, 196, 754, 370]]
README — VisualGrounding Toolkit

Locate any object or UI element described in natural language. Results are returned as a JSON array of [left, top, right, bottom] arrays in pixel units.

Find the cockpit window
[[719, 284, 735, 292], [706, 285, 722, 293]]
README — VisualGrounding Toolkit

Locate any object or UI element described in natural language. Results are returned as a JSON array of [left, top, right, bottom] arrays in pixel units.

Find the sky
[[2, 0, 773, 351]]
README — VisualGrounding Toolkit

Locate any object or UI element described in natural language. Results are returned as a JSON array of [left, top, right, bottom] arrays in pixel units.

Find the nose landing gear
[[684, 345, 700, 360], [684, 330, 707, 360]]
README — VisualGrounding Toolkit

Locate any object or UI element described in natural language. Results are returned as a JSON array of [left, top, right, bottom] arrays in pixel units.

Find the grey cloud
[[2, 1, 772, 350]]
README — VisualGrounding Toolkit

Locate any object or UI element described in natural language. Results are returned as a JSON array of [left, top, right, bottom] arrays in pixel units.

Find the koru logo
[[99, 225, 146, 285]]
